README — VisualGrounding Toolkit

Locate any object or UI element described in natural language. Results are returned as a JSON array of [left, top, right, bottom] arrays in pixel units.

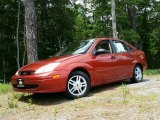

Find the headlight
[[15, 70, 20, 75], [34, 62, 61, 74]]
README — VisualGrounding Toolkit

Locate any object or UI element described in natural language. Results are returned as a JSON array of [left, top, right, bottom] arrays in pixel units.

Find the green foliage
[[120, 83, 130, 104], [0, 83, 12, 94], [119, 29, 140, 46], [36, 0, 75, 59], [144, 69, 160, 75], [149, 28, 160, 68], [12, 92, 25, 99], [0, 0, 23, 81], [53, 107, 59, 115], [27, 98, 33, 106], [0, 0, 75, 81], [7, 92, 24, 109], [8, 99, 18, 109], [0, 0, 160, 81]]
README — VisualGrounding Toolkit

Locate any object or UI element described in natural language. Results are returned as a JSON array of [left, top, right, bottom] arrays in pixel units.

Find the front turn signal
[[52, 75, 61, 79]]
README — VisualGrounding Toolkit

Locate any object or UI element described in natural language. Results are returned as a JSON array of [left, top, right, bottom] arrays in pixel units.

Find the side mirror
[[94, 49, 107, 55]]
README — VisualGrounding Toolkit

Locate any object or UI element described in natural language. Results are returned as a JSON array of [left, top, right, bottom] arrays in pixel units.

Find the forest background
[[0, 0, 160, 82]]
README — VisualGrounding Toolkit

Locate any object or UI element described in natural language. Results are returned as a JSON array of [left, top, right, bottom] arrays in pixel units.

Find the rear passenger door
[[111, 40, 134, 79]]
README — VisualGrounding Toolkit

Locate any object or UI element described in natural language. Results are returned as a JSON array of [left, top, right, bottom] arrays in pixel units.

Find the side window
[[125, 44, 134, 52], [94, 40, 112, 54], [113, 40, 128, 53]]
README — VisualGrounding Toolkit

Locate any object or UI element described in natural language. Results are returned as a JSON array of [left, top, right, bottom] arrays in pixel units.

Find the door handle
[[128, 53, 132, 57], [111, 56, 116, 59]]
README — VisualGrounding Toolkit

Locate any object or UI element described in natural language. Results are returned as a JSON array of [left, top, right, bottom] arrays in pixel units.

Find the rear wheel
[[66, 71, 90, 99], [131, 65, 143, 83]]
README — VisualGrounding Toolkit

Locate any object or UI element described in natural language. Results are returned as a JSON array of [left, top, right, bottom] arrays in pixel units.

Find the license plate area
[[17, 79, 24, 88]]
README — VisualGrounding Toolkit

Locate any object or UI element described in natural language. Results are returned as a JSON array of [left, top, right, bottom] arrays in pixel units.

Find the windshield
[[55, 39, 95, 56]]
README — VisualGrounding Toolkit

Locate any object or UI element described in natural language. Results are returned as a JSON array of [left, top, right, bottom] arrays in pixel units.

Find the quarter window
[[125, 44, 134, 52]]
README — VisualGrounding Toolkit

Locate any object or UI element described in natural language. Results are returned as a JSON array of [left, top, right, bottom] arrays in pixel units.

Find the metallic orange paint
[[11, 38, 147, 93]]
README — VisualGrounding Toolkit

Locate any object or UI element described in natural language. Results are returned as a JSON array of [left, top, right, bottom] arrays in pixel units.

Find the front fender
[[64, 62, 95, 86], [65, 62, 93, 71]]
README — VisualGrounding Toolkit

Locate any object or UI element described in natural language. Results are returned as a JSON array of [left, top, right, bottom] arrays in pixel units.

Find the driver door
[[89, 40, 120, 85]]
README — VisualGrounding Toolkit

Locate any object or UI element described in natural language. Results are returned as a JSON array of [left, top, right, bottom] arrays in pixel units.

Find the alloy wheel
[[68, 75, 87, 96], [135, 67, 142, 81]]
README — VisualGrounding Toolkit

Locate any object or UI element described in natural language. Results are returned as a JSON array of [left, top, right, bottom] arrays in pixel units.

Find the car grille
[[20, 71, 35, 75], [13, 84, 38, 89]]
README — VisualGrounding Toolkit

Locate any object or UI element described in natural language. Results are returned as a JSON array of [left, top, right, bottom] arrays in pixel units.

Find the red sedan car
[[11, 38, 147, 99]]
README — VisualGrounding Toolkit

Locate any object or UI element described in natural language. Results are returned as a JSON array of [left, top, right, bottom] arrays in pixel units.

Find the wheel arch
[[68, 67, 91, 81], [134, 63, 143, 71]]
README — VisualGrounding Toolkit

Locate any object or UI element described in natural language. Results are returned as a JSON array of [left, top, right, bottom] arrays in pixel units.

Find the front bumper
[[11, 70, 70, 93]]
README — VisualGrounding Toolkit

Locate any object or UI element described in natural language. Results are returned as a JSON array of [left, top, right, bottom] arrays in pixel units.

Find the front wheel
[[66, 71, 90, 99], [131, 65, 143, 83]]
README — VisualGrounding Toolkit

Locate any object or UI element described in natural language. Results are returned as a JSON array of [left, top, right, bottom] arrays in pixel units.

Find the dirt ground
[[0, 75, 160, 120]]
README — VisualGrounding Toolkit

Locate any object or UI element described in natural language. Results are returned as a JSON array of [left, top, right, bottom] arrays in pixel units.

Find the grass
[[144, 69, 160, 75], [8, 99, 18, 109], [120, 83, 130, 104], [27, 98, 33, 106], [0, 83, 12, 94], [12, 92, 25, 99]]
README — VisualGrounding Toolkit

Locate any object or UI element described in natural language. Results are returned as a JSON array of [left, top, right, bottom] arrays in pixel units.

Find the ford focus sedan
[[11, 38, 147, 99]]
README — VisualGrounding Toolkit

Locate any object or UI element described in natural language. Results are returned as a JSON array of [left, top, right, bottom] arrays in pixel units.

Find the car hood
[[19, 54, 82, 71]]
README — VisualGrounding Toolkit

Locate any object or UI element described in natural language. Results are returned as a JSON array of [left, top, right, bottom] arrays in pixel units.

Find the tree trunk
[[22, 24, 27, 66], [111, 0, 117, 38], [24, 0, 38, 63], [16, 0, 20, 69], [127, 6, 136, 31], [57, 36, 62, 51], [3, 57, 6, 83]]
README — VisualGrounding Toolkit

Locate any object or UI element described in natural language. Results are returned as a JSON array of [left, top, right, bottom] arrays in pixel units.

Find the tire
[[131, 65, 143, 83], [66, 71, 90, 99]]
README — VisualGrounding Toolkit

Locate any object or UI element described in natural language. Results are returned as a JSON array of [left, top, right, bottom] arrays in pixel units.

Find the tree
[[0, 0, 160, 82], [24, 0, 38, 63], [36, 0, 75, 59], [16, 0, 20, 69], [111, 0, 117, 38]]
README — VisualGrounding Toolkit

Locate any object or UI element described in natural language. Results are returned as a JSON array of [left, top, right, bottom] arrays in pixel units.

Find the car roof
[[95, 37, 117, 40], [93, 38, 137, 50]]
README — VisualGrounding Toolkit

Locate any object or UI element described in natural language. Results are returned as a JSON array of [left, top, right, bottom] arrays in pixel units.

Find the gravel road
[[0, 75, 160, 120]]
